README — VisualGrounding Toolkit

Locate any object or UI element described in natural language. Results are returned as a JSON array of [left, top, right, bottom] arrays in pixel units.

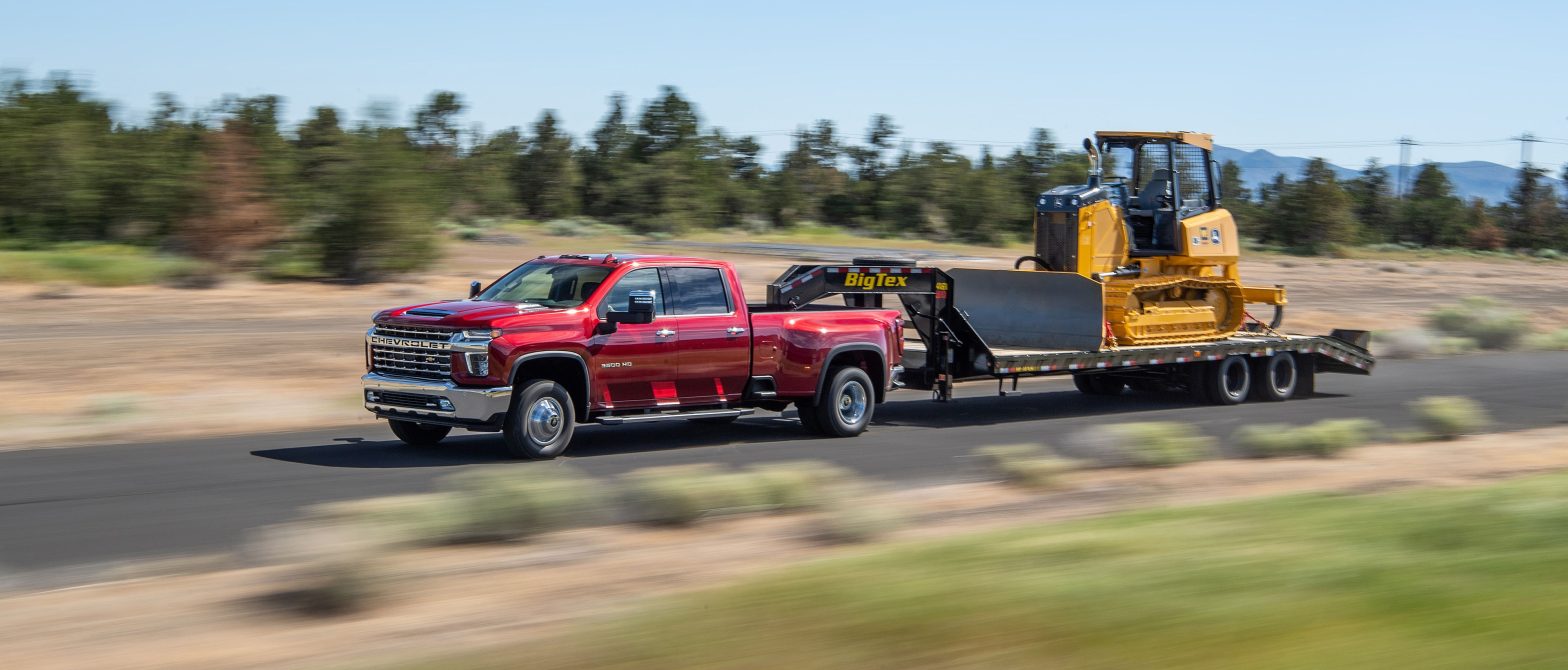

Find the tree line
[[2, 73, 1564, 280], [1224, 157, 1567, 256]]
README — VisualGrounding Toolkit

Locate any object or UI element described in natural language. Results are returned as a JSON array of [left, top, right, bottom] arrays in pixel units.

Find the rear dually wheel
[[810, 366, 875, 437]]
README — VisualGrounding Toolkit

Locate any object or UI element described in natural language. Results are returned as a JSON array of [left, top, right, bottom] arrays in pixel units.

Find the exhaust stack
[[1083, 138, 1101, 187]]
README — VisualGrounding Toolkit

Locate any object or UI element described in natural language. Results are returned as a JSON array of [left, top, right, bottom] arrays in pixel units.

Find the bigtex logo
[[843, 272, 909, 289]]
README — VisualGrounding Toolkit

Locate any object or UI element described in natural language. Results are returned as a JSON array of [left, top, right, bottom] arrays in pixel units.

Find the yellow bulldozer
[[1016, 131, 1286, 346]]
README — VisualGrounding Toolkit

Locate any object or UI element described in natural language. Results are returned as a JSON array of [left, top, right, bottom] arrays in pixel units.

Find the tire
[[810, 366, 876, 438], [1073, 373, 1126, 396], [388, 419, 451, 447], [1294, 353, 1317, 398], [795, 400, 823, 433], [1249, 352, 1297, 401], [1200, 356, 1252, 406], [502, 379, 576, 459]]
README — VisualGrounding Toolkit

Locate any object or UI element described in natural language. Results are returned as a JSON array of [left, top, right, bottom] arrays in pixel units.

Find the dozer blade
[[947, 269, 1106, 352]]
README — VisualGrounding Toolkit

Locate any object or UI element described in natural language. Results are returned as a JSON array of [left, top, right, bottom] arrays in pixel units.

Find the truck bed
[[901, 332, 1374, 379]]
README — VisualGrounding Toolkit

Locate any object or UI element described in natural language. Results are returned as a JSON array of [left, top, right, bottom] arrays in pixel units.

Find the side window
[[596, 268, 665, 318], [666, 267, 732, 315], [1173, 143, 1212, 212]]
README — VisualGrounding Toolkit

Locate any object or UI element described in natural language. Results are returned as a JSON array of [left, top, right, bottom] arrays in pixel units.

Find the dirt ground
[[4, 426, 1568, 670], [4, 230, 1567, 450]]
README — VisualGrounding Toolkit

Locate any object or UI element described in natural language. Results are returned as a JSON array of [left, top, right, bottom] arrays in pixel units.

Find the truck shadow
[[251, 416, 818, 468], [252, 389, 1339, 469]]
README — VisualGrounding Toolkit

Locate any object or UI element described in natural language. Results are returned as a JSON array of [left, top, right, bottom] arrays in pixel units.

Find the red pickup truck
[[363, 254, 903, 458]]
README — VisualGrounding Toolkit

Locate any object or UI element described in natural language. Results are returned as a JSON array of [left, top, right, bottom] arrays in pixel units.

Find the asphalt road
[[3, 352, 1566, 573]]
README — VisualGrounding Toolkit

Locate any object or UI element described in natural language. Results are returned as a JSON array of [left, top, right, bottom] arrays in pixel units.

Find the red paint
[[373, 255, 901, 418], [652, 381, 679, 405]]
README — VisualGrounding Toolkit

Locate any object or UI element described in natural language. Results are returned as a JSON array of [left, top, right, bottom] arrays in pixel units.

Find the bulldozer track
[[1104, 276, 1246, 346]]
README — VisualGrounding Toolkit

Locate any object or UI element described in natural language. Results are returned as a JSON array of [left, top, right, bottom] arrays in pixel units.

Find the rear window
[[666, 267, 732, 315]]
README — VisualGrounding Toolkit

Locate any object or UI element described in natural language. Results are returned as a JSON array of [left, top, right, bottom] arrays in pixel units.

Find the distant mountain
[[1211, 146, 1561, 204]]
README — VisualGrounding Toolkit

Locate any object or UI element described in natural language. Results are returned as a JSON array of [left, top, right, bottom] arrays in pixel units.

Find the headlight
[[462, 328, 500, 340]]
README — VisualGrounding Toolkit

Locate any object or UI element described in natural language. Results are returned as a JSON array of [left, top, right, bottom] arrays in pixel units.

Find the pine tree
[[1268, 158, 1358, 254], [462, 127, 523, 217], [581, 93, 635, 221], [1496, 165, 1559, 249], [514, 110, 580, 219], [1345, 159, 1396, 241], [632, 86, 698, 161], [1397, 162, 1465, 246]]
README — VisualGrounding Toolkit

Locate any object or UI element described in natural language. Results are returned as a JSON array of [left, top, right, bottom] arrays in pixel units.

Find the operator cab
[[1098, 132, 1219, 256]]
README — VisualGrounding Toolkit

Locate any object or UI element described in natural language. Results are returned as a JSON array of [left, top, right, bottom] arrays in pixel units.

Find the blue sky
[[5, 0, 1566, 171]]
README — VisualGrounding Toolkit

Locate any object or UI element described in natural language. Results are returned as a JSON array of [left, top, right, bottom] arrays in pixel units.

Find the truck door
[[589, 267, 678, 410], [665, 266, 750, 405]]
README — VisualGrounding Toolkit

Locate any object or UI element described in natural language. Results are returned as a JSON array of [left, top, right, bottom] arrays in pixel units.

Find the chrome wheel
[[526, 397, 565, 444], [836, 381, 868, 425]]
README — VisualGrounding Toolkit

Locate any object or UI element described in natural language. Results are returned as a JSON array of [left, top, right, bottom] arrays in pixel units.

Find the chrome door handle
[[725, 326, 746, 335], [655, 328, 676, 338]]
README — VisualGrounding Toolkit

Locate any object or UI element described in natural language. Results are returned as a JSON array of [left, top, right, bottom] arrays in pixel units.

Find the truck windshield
[[475, 262, 612, 307]]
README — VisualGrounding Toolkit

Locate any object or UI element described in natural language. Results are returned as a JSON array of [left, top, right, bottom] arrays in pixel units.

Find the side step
[[595, 408, 755, 425]]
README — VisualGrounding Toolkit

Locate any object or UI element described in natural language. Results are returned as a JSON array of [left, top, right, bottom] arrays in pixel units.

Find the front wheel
[[810, 366, 875, 437], [389, 419, 451, 447], [502, 380, 576, 459]]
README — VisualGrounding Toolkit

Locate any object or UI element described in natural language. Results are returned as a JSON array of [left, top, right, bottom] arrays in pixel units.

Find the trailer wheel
[[810, 366, 875, 437], [502, 379, 576, 459], [1072, 373, 1125, 396], [388, 419, 451, 447], [1294, 353, 1317, 397], [1200, 356, 1252, 405], [1250, 352, 1297, 401]]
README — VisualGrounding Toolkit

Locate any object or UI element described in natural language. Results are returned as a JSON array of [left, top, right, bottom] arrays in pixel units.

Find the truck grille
[[373, 390, 444, 410], [370, 323, 457, 379]]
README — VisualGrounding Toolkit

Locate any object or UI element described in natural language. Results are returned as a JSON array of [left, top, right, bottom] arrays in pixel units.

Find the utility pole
[[1396, 136, 1415, 199], [1510, 132, 1540, 168]]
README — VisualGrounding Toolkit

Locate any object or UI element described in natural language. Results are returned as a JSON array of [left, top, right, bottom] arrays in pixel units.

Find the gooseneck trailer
[[767, 259, 1373, 405]]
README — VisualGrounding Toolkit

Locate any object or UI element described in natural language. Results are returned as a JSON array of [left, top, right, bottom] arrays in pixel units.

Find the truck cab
[[363, 254, 902, 458]]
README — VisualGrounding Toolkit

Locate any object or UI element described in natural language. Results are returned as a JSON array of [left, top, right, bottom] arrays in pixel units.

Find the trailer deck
[[903, 332, 1374, 379]]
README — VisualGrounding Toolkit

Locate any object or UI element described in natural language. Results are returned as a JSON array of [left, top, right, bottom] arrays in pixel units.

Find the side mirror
[[468, 281, 482, 299], [598, 290, 656, 335], [607, 290, 656, 325]]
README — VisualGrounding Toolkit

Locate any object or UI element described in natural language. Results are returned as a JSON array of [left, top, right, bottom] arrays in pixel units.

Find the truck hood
[[376, 300, 564, 328]]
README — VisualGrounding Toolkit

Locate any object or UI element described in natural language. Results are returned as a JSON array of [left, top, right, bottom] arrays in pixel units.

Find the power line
[[730, 130, 1566, 170], [1396, 137, 1415, 199], [1511, 132, 1542, 167]]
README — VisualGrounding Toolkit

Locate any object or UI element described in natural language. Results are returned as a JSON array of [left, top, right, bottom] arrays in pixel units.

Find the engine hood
[[375, 300, 566, 328]]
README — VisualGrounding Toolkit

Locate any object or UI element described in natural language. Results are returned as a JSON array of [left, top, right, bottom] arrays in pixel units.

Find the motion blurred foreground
[[6, 426, 1568, 669]]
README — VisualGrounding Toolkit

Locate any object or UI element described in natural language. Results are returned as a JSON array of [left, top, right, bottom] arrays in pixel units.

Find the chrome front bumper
[[362, 372, 512, 428]]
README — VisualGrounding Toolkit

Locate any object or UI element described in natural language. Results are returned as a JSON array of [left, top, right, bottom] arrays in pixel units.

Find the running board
[[595, 408, 755, 425]]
